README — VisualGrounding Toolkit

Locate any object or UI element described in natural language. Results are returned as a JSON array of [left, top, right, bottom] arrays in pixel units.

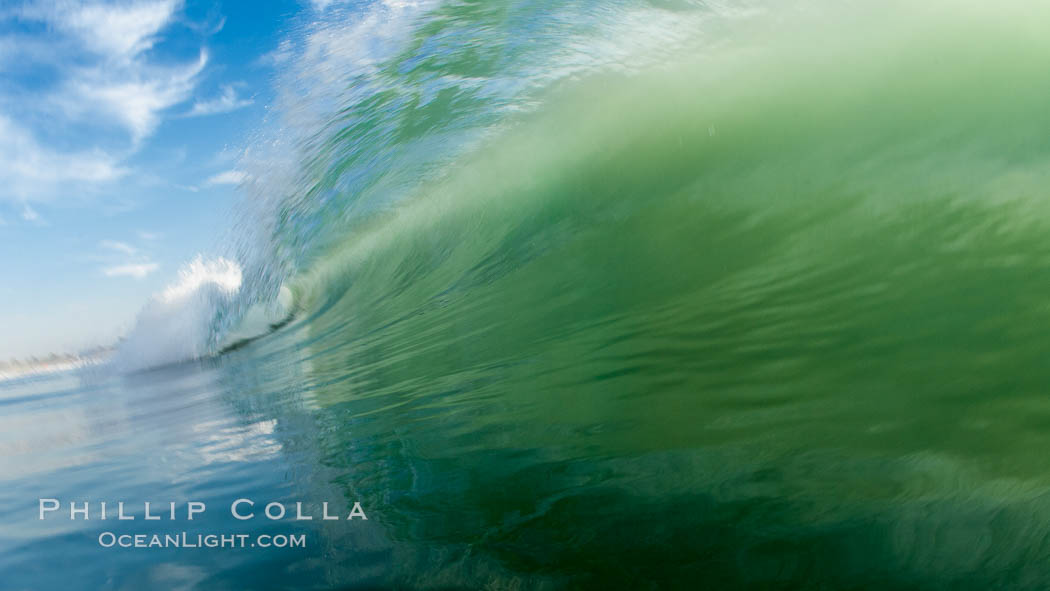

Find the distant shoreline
[[0, 348, 112, 382]]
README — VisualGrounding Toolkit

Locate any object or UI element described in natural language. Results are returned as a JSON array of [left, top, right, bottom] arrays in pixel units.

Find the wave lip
[[112, 257, 243, 372]]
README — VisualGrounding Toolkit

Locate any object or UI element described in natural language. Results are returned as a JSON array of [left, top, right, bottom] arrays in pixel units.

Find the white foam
[[112, 257, 243, 371]]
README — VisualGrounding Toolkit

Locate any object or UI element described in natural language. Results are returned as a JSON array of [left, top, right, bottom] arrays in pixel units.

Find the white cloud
[[95, 236, 158, 278], [185, 15, 226, 36], [205, 170, 246, 186], [40, 0, 180, 59], [21, 204, 41, 222], [256, 39, 293, 67], [100, 239, 137, 255], [0, 1, 211, 202], [0, 115, 128, 202], [186, 84, 253, 117], [103, 262, 159, 278], [58, 51, 208, 144], [209, 144, 245, 166], [137, 230, 162, 241]]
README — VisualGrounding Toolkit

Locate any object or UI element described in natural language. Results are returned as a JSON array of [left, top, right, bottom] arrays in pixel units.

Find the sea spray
[[112, 257, 243, 371]]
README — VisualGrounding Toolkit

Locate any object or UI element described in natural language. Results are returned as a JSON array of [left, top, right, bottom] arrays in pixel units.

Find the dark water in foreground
[[6, 0, 1050, 588]]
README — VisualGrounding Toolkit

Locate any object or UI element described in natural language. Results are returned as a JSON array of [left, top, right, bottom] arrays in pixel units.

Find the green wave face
[[237, 0, 1050, 587]]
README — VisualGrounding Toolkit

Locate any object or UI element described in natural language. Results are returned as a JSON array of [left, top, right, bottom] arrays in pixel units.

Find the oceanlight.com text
[[97, 532, 307, 549]]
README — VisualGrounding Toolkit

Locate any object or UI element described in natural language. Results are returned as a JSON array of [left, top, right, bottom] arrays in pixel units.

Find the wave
[[79, 3, 1050, 586], [113, 0, 1050, 370]]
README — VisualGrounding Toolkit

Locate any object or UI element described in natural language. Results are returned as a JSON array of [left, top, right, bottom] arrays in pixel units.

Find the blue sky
[[0, 0, 323, 359]]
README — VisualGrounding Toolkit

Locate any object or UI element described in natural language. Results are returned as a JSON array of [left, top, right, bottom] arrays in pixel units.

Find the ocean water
[[5, 0, 1050, 588]]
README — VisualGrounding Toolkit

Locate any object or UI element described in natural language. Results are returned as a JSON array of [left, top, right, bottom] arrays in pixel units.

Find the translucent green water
[[5, 0, 1050, 588]]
